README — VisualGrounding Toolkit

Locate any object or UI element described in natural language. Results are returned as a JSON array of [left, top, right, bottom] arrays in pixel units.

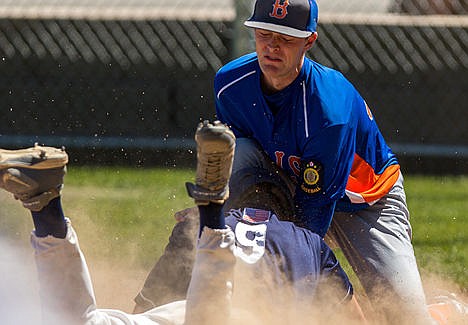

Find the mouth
[[262, 54, 282, 64]]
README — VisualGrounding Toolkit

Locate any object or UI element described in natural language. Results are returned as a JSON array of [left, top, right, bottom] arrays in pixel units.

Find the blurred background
[[0, 0, 467, 173]]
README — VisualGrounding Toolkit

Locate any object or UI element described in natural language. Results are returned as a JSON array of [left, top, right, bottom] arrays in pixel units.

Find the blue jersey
[[225, 208, 352, 306], [215, 53, 400, 235]]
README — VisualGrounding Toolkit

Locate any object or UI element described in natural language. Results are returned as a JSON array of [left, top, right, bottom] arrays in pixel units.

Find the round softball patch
[[300, 160, 323, 194]]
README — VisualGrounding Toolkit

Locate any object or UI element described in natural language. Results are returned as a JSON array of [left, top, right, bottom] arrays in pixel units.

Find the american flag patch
[[242, 208, 271, 224]]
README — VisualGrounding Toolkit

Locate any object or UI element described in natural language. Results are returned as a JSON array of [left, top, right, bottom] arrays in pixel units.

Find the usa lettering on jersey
[[275, 151, 301, 176]]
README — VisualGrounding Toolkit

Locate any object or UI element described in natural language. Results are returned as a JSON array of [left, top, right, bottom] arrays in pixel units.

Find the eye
[[256, 30, 271, 39]]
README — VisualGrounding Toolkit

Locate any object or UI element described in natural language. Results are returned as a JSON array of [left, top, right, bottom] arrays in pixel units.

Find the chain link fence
[[0, 0, 466, 171]]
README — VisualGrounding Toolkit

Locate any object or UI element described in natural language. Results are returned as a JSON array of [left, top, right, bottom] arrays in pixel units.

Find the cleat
[[0, 144, 68, 211], [0, 143, 68, 170], [186, 120, 236, 205]]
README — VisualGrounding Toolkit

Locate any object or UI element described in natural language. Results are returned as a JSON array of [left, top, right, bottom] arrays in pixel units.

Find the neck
[[261, 70, 300, 94], [261, 59, 304, 94]]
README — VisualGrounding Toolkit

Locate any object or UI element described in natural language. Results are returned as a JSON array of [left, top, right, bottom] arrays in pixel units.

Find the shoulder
[[215, 53, 259, 97], [304, 58, 355, 93], [303, 58, 362, 125], [266, 215, 323, 250], [217, 52, 258, 76]]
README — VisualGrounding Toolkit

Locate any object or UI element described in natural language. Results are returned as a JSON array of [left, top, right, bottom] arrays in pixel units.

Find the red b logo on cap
[[269, 0, 289, 19]]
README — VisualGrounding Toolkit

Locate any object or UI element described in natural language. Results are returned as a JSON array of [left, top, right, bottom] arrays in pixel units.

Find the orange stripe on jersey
[[346, 154, 400, 204]]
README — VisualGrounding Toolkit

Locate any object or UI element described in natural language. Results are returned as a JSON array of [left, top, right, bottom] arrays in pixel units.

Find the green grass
[[62, 166, 195, 267], [0, 166, 194, 269], [1, 168, 466, 293], [406, 176, 468, 291], [334, 175, 468, 295]]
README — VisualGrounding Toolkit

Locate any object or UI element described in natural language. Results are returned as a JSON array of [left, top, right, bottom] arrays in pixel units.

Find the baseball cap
[[244, 0, 318, 38], [224, 167, 295, 222]]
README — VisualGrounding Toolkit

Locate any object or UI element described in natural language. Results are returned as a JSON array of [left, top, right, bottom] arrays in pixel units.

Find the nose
[[266, 37, 280, 51]]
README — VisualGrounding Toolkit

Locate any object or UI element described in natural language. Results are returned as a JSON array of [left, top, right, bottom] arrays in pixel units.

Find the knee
[[233, 138, 268, 171], [235, 138, 262, 156]]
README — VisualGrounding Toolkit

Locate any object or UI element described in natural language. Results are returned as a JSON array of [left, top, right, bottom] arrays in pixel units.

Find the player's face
[[255, 29, 316, 92]]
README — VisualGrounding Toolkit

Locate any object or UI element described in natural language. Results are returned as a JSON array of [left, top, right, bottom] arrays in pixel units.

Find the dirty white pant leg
[[185, 227, 236, 325]]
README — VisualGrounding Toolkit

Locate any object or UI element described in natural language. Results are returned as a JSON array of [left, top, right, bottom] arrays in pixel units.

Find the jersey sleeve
[[344, 97, 400, 206], [295, 122, 356, 237], [215, 93, 250, 138], [214, 68, 253, 138]]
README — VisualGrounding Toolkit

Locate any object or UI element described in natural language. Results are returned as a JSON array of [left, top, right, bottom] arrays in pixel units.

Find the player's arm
[[214, 78, 254, 139], [215, 100, 250, 139], [317, 239, 368, 323], [295, 123, 355, 237]]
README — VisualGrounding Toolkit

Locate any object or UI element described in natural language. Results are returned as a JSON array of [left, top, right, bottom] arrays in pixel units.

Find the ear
[[305, 32, 318, 50]]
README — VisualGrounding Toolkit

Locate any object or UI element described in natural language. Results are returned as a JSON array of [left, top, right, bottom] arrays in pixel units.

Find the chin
[[260, 62, 281, 74]]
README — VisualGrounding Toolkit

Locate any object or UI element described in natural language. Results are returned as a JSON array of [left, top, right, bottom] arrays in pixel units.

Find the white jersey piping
[[302, 81, 309, 138], [217, 70, 257, 99]]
